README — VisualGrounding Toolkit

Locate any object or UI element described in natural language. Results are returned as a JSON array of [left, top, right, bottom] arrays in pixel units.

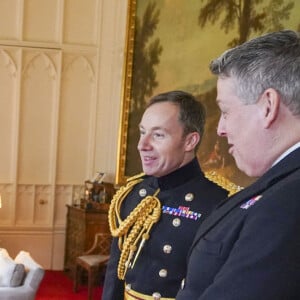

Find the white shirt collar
[[272, 141, 300, 166]]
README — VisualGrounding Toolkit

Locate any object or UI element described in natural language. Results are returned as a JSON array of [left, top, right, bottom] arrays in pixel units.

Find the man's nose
[[217, 118, 226, 137], [137, 135, 151, 151]]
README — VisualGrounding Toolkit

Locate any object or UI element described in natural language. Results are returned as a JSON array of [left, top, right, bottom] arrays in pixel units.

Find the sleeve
[[102, 237, 124, 300]]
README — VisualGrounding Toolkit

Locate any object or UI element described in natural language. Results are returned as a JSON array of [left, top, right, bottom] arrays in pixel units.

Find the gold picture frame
[[116, 0, 137, 185], [116, 0, 300, 186]]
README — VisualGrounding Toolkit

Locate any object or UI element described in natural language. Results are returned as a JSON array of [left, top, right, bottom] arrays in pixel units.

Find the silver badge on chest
[[185, 193, 194, 202], [138, 188, 147, 197]]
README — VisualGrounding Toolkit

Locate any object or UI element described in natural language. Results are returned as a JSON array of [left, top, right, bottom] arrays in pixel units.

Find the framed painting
[[116, 0, 300, 186]]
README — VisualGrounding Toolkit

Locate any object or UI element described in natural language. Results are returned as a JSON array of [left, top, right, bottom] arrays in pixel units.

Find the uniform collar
[[148, 158, 203, 191], [272, 141, 300, 167]]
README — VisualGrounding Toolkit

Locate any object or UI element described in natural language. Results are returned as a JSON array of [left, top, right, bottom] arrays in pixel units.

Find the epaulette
[[126, 172, 146, 183], [204, 170, 243, 196]]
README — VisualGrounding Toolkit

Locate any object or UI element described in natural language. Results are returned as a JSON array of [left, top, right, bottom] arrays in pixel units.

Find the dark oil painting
[[117, 0, 300, 186]]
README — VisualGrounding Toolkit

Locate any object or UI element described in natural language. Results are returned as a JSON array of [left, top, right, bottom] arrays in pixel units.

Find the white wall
[[0, 0, 128, 269]]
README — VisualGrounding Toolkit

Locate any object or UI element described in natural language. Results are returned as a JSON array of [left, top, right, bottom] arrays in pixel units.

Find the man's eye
[[154, 132, 164, 138]]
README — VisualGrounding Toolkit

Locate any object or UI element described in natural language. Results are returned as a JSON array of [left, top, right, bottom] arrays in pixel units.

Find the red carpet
[[36, 270, 103, 300]]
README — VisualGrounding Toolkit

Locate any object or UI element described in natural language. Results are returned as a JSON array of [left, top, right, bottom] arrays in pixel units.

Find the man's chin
[[143, 168, 160, 177], [234, 158, 244, 173], [235, 160, 252, 177], [142, 167, 154, 176]]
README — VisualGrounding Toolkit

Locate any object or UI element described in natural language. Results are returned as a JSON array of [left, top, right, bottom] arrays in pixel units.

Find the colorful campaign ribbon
[[162, 205, 201, 220]]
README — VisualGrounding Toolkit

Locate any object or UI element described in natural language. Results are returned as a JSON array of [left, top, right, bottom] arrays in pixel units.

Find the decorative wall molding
[[22, 52, 57, 79], [0, 49, 17, 77]]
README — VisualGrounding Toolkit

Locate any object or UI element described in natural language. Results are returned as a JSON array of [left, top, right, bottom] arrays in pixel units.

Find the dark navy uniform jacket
[[102, 158, 228, 299], [176, 148, 300, 300]]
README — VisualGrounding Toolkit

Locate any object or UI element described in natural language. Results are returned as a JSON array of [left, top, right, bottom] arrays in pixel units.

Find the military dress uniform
[[102, 158, 228, 300]]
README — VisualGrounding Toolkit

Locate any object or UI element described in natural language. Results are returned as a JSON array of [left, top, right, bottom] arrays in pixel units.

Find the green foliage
[[131, 2, 163, 113], [198, 0, 295, 46]]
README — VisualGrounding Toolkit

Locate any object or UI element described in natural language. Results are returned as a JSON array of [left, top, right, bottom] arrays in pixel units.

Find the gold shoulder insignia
[[126, 172, 146, 182], [204, 171, 243, 196]]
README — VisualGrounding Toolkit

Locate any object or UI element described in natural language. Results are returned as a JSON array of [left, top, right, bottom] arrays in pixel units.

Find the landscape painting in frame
[[116, 0, 300, 186]]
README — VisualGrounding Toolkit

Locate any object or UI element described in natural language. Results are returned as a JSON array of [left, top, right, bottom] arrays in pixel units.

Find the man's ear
[[185, 132, 200, 151], [260, 88, 280, 128]]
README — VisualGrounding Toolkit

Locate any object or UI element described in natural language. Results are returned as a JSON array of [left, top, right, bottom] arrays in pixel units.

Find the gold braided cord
[[204, 170, 243, 196], [109, 177, 144, 238], [108, 174, 161, 280]]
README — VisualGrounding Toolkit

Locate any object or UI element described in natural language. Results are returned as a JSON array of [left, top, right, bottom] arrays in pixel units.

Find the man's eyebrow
[[139, 124, 165, 130]]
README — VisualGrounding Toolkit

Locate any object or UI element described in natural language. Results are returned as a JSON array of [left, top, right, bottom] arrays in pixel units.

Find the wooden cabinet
[[64, 204, 110, 276]]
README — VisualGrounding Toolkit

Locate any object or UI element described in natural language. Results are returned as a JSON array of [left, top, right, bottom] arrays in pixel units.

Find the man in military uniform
[[102, 90, 229, 300]]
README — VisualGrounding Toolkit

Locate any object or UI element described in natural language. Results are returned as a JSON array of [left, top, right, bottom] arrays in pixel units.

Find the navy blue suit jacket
[[176, 149, 300, 300]]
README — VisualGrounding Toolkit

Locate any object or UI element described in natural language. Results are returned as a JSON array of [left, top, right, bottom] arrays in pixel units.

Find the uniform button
[[159, 269, 168, 277], [185, 192, 194, 202], [181, 278, 185, 289], [163, 244, 172, 254], [139, 188, 147, 197], [125, 283, 131, 291], [152, 292, 161, 299], [172, 217, 181, 227]]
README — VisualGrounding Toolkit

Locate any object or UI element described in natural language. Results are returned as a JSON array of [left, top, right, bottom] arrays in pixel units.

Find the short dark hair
[[147, 90, 206, 152]]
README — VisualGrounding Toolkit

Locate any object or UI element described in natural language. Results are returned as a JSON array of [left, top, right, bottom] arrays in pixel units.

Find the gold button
[[172, 217, 181, 227], [152, 292, 161, 299], [163, 244, 172, 254], [185, 193, 194, 202], [139, 188, 147, 197], [159, 269, 168, 277]]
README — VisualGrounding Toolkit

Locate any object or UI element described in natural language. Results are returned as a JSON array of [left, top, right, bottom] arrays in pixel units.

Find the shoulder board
[[204, 171, 243, 196], [126, 172, 146, 183]]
